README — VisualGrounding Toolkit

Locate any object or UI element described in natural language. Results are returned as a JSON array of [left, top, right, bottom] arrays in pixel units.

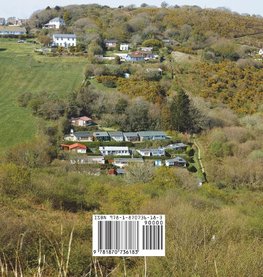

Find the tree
[[161, 1, 169, 8], [63, 11, 71, 24], [170, 89, 192, 132], [38, 35, 51, 46]]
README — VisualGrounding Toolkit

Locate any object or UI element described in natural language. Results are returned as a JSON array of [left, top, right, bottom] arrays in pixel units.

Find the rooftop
[[74, 131, 93, 137], [138, 131, 167, 137], [93, 132, 109, 137], [166, 157, 186, 163], [53, 34, 76, 38], [108, 131, 124, 137], [0, 26, 26, 32], [49, 17, 64, 22], [99, 146, 129, 150], [114, 158, 144, 163], [123, 132, 138, 137]]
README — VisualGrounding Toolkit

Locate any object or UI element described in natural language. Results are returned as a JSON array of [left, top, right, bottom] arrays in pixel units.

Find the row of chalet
[[0, 26, 26, 35], [65, 130, 168, 142], [61, 143, 187, 157], [105, 40, 154, 52], [70, 156, 187, 168]]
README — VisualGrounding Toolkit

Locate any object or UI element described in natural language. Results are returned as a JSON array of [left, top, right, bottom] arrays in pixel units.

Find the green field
[[0, 39, 86, 153]]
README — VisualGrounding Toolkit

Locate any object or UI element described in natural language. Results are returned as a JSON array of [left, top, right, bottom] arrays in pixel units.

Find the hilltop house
[[60, 143, 87, 154], [120, 43, 129, 51], [108, 131, 124, 142], [44, 17, 65, 29], [52, 34, 76, 47], [70, 116, 96, 127], [0, 26, 26, 35], [137, 148, 165, 157], [138, 131, 167, 141], [99, 146, 130, 156], [165, 157, 187, 167]]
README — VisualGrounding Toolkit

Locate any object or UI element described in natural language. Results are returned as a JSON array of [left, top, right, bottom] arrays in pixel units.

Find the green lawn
[[0, 39, 86, 153]]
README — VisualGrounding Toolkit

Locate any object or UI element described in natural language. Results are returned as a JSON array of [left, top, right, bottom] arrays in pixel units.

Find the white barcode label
[[92, 215, 165, 256]]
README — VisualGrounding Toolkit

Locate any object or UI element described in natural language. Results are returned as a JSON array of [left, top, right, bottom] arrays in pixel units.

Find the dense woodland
[[0, 4, 263, 276]]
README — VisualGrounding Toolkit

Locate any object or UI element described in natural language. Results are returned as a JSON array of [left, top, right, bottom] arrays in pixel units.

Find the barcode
[[142, 225, 163, 250], [98, 221, 139, 250], [93, 215, 165, 256]]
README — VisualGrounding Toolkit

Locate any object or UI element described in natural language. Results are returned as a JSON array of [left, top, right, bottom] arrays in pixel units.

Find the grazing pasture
[[0, 39, 86, 153]]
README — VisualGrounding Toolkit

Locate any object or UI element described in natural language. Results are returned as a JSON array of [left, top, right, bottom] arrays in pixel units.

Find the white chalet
[[44, 17, 65, 29], [52, 34, 76, 48], [120, 43, 129, 51], [99, 146, 130, 156], [137, 148, 165, 157]]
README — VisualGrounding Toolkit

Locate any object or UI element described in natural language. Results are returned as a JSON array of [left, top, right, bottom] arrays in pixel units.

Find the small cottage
[[93, 132, 110, 141], [112, 158, 144, 168], [70, 116, 96, 127], [164, 143, 188, 151], [123, 132, 139, 142], [138, 131, 167, 141], [165, 157, 187, 167], [108, 131, 124, 142], [120, 43, 129, 51], [61, 143, 87, 154], [105, 39, 118, 49], [137, 148, 165, 157]]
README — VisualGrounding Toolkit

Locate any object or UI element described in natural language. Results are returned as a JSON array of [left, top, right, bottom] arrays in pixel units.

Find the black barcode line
[[142, 225, 163, 250], [98, 221, 139, 250]]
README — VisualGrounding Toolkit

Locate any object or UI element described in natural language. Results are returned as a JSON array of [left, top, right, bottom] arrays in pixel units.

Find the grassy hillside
[[0, 39, 86, 153]]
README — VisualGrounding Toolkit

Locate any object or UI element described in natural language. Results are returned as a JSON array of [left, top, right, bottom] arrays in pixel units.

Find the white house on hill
[[52, 34, 76, 47], [44, 17, 65, 29]]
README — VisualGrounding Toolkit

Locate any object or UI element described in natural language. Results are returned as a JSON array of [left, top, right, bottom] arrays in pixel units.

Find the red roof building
[[61, 143, 87, 153]]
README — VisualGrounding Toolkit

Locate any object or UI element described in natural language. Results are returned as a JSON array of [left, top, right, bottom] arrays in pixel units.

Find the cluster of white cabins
[[63, 130, 188, 172], [42, 17, 159, 62]]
